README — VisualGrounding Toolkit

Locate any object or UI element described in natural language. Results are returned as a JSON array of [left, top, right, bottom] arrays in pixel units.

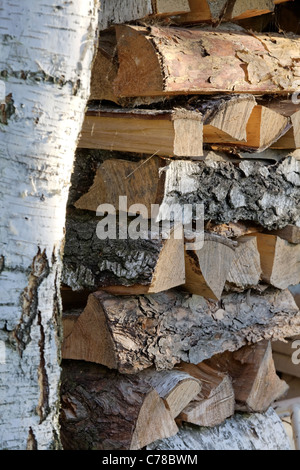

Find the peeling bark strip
[[62, 287, 300, 373], [14, 248, 49, 355], [93, 25, 300, 100]]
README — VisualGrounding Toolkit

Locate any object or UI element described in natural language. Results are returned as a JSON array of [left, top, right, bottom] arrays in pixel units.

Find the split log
[[62, 287, 300, 373], [181, 0, 290, 24], [98, 0, 190, 31], [93, 25, 300, 100], [177, 362, 235, 427], [205, 341, 288, 412], [98, 0, 290, 30], [226, 236, 261, 291], [239, 104, 290, 151], [139, 367, 201, 418], [79, 105, 204, 158], [74, 154, 300, 230], [78, 95, 257, 156], [184, 233, 236, 300], [264, 99, 300, 149], [268, 225, 300, 245], [147, 407, 292, 450], [62, 211, 185, 294], [59, 360, 178, 450], [222, 0, 288, 21], [245, 233, 300, 289]]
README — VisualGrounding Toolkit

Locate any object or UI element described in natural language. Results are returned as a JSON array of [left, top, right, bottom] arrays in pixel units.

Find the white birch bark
[[0, 0, 98, 450]]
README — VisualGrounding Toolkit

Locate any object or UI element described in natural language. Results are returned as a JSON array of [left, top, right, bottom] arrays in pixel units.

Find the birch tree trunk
[[0, 0, 98, 450]]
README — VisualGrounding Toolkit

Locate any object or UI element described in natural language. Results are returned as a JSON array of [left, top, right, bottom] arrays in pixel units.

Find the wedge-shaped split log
[[268, 225, 300, 245], [184, 234, 236, 300], [78, 96, 257, 156], [139, 367, 202, 419], [235, 104, 290, 151], [261, 99, 300, 150], [59, 360, 178, 450], [244, 233, 300, 290], [178, 0, 290, 24], [93, 25, 300, 100], [226, 236, 262, 291], [204, 341, 288, 412], [62, 211, 185, 294], [79, 105, 204, 158], [177, 362, 235, 427], [73, 154, 300, 230], [62, 287, 300, 373]]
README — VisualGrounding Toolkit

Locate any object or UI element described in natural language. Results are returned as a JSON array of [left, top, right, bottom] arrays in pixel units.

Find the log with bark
[[59, 360, 178, 450], [92, 25, 300, 101], [62, 287, 300, 373], [98, 0, 290, 30], [62, 210, 185, 294], [204, 340, 288, 412], [73, 154, 300, 230], [147, 407, 292, 450]]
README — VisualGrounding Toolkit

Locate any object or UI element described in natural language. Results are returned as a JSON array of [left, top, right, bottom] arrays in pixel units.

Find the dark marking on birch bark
[[26, 427, 38, 450], [37, 311, 50, 423], [0, 93, 15, 124], [14, 247, 49, 355], [0, 255, 4, 273]]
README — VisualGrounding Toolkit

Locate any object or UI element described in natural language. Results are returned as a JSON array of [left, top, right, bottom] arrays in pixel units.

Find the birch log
[[147, 407, 291, 450], [62, 287, 300, 373], [0, 1, 98, 450]]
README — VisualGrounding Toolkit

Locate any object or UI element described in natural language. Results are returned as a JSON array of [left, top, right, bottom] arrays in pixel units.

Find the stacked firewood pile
[[59, 0, 300, 450]]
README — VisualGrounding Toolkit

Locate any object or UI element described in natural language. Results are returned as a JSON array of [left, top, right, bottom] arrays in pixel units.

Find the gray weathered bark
[[147, 407, 291, 450], [62, 287, 300, 373]]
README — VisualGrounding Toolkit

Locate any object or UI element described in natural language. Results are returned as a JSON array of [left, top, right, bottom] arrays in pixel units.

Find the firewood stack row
[[59, 0, 300, 451]]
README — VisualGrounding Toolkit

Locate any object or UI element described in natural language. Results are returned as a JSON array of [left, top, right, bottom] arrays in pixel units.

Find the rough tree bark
[[0, 1, 98, 450]]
